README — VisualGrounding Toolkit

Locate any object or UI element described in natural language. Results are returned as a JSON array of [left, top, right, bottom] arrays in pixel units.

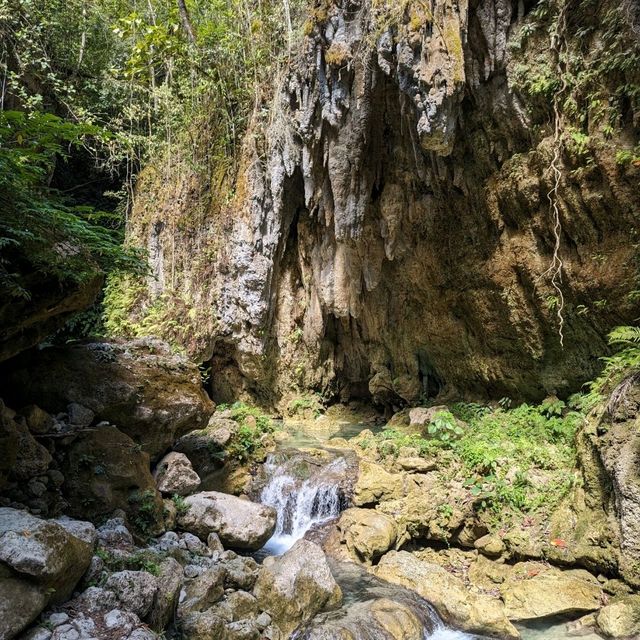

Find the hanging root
[[538, 0, 569, 348]]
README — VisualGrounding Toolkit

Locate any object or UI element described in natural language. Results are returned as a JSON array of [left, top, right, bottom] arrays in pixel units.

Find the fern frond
[[608, 326, 640, 345]]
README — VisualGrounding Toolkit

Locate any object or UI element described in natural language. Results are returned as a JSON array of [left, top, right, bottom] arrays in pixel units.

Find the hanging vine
[[539, 0, 570, 348]]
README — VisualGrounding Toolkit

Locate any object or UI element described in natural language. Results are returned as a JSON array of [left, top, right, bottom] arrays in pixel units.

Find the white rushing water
[[260, 455, 346, 555]]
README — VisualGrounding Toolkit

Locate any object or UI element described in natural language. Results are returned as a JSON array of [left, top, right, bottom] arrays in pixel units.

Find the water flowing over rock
[[259, 451, 350, 554], [374, 550, 519, 638]]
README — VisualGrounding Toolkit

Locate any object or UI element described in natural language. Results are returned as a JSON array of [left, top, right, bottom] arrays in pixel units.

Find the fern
[[608, 326, 640, 345], [589, 326, 640, 398]]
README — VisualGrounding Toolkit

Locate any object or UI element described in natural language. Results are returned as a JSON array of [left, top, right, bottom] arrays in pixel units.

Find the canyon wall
[[119, 0, 639, 406]]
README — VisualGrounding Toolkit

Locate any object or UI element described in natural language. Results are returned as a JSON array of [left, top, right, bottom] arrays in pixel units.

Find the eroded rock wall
[[122, 0, 640, 406]]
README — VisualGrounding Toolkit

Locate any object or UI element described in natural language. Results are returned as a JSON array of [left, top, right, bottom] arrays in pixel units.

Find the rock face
[[117, 0, 638, 406], [253, 540, 342, 637], [177, 491, 276, 550], [578, 380, 640, 587], [0, 273, 102, 364], [153, 451, 201, 496], [374, 550, 519, 639], [0, 338, 214, 458]]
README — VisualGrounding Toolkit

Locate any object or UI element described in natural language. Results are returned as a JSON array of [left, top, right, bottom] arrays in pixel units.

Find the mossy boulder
[[0, 338, 214, 459], [61, 425, 164, 535], [596, 595, 640, 638]]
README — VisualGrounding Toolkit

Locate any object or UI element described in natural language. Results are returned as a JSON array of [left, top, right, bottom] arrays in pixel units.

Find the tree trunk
[[177, 0, 197, 46]]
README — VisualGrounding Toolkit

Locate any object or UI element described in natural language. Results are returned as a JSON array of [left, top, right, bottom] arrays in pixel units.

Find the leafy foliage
[[589, 326, 640, 397], [0, 110, 144, 301]]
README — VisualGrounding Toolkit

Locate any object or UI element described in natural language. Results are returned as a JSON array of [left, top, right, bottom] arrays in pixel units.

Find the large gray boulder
[[253, 540, 342, 637], [1, 338, 214, 458], [0, 509, 95, 639], [0, 508, 94, 602], [177, 492, 276, 550], [153, 451, 200, 496]]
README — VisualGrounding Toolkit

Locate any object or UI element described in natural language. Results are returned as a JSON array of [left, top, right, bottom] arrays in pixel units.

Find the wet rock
[[500, 568, 603, 621], [303, 598, 426, 640], [374, 550, 519, 639], [0, 508, 94, 603], [177, 491, 276, 550], [60, 426, 164, 533], [253, 540, 342, 637], [353, 460, 403, 506], [338, 508, 398, 564], [1, 338, 214, 458], [153, 452, 200, 496], [596, 595, 640, 638], [105, 570, 158, 619]]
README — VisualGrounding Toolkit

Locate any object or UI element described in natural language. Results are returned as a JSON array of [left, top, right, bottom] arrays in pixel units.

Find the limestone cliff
[[116, 0, 640, 406]]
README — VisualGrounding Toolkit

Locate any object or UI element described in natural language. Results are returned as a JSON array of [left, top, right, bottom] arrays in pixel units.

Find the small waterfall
[[260, 454, 348, 555]]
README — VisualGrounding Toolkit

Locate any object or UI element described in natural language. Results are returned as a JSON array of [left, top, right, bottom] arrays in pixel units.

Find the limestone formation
[[177, 491, 276, 550], [253, 540, 342, 637], [374, 551, 519, 639], [153, 451, 201, 496]]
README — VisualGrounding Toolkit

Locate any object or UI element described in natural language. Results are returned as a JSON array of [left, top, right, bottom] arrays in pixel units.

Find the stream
[[253, 418, 604, 640]]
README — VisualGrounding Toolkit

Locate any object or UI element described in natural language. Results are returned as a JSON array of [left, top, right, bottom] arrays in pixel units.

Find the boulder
[[409, 406, 450, 428], [338, 508, 398, 564], [177, 491, 276, 550], [0, 338, 214, 458], [0, 572, 47, 640], [353, 460, 403, 506], [0, 508, 94, 603], [374, 551, 519, 638], [596, 595, 640, 638], [253, 540, 342, 637], [303, 598, 426, 640], [105, 570, 158, 619], [18, 405, 53, 435], [5, 408, 52, 481], [474, 534, 505, 558], [500, 568, 603, 621], [396, 457, 437, 473], [60, 426, 164, 533], [173, 417, 238, 481], [179, 566, 226, 614], [153, 451, 201, 496]]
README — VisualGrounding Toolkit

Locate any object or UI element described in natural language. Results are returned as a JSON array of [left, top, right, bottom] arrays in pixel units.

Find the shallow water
[[259, 419, 605, 640]]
